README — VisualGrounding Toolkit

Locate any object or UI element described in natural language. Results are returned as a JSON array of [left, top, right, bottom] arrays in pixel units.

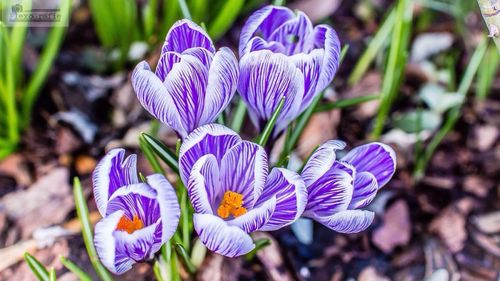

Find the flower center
[[217, 191, 247, 219], [116, 214, 144, 234]]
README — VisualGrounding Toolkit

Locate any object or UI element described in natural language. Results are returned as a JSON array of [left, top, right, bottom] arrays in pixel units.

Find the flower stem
[[257, 97, 285, 147]]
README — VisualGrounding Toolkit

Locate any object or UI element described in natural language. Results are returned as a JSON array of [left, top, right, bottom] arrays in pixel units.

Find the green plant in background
[[0, 0, 71, 159], [88, 0, 251, 69]]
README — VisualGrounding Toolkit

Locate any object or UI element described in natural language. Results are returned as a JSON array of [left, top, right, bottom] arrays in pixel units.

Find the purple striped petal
[[268, 11, 314, 55], [187, 155, 220, 214], [200, 47, 239, 125], [147, 174, 181, 242], [228, 196, 276, 233], [220, 141, 268, 209], [239, 5, 294, 56], [132, 61, 187, 137], [315, 209, 375, 233], [238, 50, 304, 133], [349, 171, 378, 209], [312, 25, 341, 94], [155, 52, 182, 81], [162, 56, 208, 135], [256, 168, 307, 231], [92, 149, 139, 216], [301, 140, 346, 187], [304, 161, 355, 216], [341, 142, 396, 188], [246, 37, 286, 54], [113, 222, 161, 262], [193, 213, 255, 257], [94, 211, 134, 274], [179, 124, 241, 184], [290, 49, 324, 112], [182, 47, 214, 66], [105, 183, 161, 226], [162, 19, 215, 54]]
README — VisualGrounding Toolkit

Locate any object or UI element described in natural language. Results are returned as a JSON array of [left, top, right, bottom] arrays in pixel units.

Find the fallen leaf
[[372, 200, 411, 253], [0, 154, 32, 187], [472, 211, 500, 234], [0, 168, 74, 238], [254, 232, 294, 281], [358, 266, 390, 281]]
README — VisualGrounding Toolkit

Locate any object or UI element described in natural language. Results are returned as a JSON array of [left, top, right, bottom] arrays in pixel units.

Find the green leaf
[[175, 243, 197, 274], [230, 99, 247, 133], [48, 268, 56, 281], [139, 134, 166, 174], [208, 0, 245, 39], [245, 238, 271, 261], [190, 238, 207, 268], [73, 178, 114, 281], [314, 94, 379, 112], [257, 96, 285, 147], [140, 132, 179, 174], [60, 256, 92, 281], [177, 0, 192, 20], [24, 253, 49, 281]]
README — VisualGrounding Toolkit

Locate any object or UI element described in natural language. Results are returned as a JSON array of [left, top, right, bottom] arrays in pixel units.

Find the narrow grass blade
[[314, 94, 379, 112], [9, 0, 31, 82], [230, 99, 247, 133], [60, 256, 92, 281], [48, 268, 56, 281], [371, 0, 413, 138], [140, 133, 179, 174], [245, 238, 271, 261], [414, 38, 488, 179], [476, 43, 499, 100], [24, 253, 49, 281], [22, 0, 72, 129], [257, 97, 285, 146], [73, 178, 114, 281], [175, 243, 197, 274], [139, 134, 166, 174], [208, 0, 245, 39], [348, 9, 395, 85], [177, 0, 192, 20]]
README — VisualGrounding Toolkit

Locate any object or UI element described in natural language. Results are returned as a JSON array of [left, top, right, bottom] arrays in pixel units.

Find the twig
[[477, 0, 500, 52]]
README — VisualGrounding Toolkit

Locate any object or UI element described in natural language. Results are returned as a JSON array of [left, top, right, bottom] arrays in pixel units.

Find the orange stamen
[[116, 214, 144, 234], [217, 191, 247, 219]]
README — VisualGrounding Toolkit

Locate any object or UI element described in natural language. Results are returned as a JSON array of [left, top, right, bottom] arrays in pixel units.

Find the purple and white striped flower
[[92, 149, 180, 274], [301, 141, 396, 233], [132, 19, 239, 138], [179, 124, 307, 257], [238, 5, 341, 133]]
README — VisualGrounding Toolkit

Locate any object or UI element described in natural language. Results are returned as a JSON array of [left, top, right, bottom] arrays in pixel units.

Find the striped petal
[[132, 61, 187, 137], [349, 171, 378, 209], [228, 196, 276, 233], [92, 149, 139, 216], [341, 142, 396, 188], [304, 161, 355, 216], [268, 11, 314, 55], [162, 19, 215, 54], [246, 37, 286, 54], [179, 124, 241, 184], [155, 52, 182, 81], [256, 168, 307, 231], [238, 50, 304, 133], [301, 140, 346, 187], [315, 209, 375, 234], [200, 47, 239, 125], [105, 183, 160, 226], [193, 213, 255, 257], [290, 49, 324, 112], [187, 155, 220, 214], [312, 25, 341, 94], [147, 174, 181, 242], [220, 141, 268, 209], [239, 5, 294, 56]]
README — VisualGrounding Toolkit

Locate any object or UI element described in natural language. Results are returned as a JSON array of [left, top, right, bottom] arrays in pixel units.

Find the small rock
[[474, 125, 498, 152], [472, 211, 500, 234], [463, 175, 492, 197], [358, 266, 390, 281]]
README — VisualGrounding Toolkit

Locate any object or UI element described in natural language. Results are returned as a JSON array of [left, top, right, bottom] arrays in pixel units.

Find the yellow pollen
[[116, 214, 144, 234], [217, 191, 247, 219]]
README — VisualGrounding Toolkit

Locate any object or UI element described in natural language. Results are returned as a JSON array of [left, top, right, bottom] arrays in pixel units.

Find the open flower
[[92, 149, 180, 274], [301, 141, 396, 233], [132, 19, 239, 138], [179, 124, 307, 257], [238, 5, 341, 133]]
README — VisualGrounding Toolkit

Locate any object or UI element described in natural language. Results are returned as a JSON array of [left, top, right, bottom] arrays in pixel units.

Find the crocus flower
[[301, 141, 396, 233], [238, 5, 341, 133], [178, 124, 307, 257], [132, 19, 239, 138], [92, 149, 180, 274]]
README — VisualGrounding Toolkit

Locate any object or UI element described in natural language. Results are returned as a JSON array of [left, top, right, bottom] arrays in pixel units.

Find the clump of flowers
[[89, 5, 397, 276]]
